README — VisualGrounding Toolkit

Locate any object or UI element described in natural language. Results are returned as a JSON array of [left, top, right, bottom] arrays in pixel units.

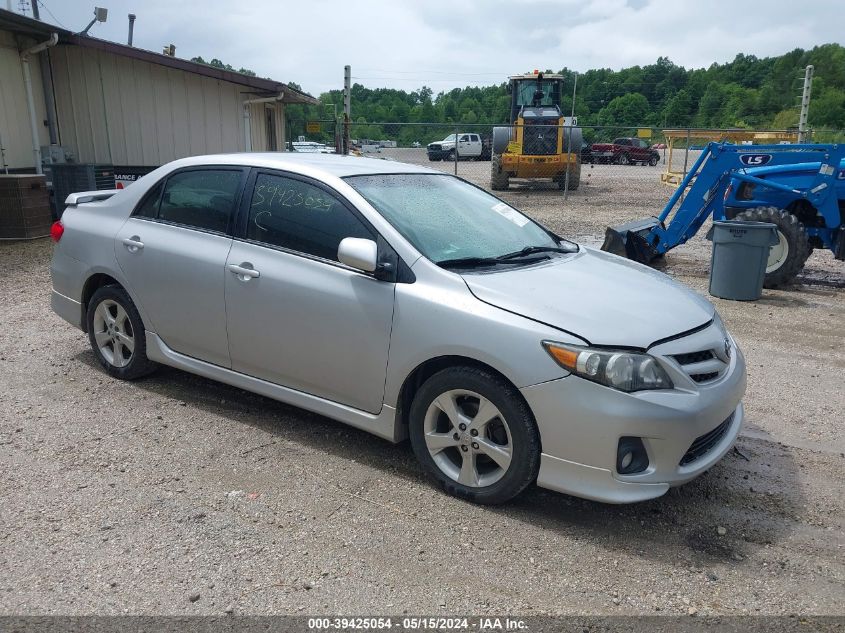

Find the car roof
[[163, 152, 437, 179]]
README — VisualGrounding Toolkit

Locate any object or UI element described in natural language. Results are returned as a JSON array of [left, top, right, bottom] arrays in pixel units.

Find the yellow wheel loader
[[490, 72, 582, 191]]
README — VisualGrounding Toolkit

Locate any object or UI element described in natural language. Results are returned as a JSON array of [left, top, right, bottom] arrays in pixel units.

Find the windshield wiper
[[437, 256, 546, 270], [496, 244, 576, 260]]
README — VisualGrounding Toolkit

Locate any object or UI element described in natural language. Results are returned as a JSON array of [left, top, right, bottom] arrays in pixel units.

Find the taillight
[[50, 220, 64, 242]]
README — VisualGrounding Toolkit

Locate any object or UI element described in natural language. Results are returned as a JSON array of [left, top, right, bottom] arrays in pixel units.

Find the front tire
[[648, 154, 659, 166], [733, 207, 811, 288], [490, 154, 510, 190], [86, 285, 157, 380], [409, 367, 541, 505]]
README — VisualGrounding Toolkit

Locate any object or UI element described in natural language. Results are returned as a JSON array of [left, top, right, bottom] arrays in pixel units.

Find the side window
[[134, 181, 163, 218], [158, 169, 242, 233], [246, 173, 373, 262], [460, 135, 470, 142], [471, 134, 480, 142]]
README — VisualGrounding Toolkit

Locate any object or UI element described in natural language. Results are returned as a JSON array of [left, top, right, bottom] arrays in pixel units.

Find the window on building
[[266, 107, 278, 151]]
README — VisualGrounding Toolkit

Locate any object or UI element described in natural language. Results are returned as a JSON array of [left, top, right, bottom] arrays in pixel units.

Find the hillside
[[291, 43, 845, 142]]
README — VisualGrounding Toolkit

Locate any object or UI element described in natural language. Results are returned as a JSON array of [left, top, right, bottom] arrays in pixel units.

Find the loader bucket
[[601, 217, 662, 264]]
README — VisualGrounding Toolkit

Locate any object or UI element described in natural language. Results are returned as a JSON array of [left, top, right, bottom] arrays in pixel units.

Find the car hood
[[462, 247, 714, 348]]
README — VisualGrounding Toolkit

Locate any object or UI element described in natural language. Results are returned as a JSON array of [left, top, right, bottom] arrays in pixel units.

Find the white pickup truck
[[427, 133, 490, 161]]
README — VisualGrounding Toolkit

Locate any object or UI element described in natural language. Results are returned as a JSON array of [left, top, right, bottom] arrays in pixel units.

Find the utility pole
[[29, 0, 39, 19], [563, 72, 577, 201], [343, 65, 351, 155], [798, 65, 814, 143]]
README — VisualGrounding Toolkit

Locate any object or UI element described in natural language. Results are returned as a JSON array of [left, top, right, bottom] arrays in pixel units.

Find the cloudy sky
[[19, 0, 844, 95]]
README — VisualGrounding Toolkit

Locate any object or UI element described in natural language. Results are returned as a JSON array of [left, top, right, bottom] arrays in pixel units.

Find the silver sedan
[[50, 153, 746, 504]]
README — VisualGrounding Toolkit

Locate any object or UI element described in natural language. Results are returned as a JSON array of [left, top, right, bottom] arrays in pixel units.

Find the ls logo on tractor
[[740, 154, 773, 167]]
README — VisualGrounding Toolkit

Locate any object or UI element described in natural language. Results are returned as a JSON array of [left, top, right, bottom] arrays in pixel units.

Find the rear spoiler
[[64, 190, 121, 206]]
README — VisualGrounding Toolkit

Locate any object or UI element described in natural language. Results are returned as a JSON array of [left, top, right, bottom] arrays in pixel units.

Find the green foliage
[[189, 56, 256, 77], [287, 44, 845, 140]]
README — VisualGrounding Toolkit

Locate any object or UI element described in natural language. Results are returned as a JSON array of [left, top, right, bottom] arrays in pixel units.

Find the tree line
[[284, 43, 845, 144]]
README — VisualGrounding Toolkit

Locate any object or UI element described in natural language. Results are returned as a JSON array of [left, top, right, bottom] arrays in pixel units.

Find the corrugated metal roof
[[0, 8, 318, 104]]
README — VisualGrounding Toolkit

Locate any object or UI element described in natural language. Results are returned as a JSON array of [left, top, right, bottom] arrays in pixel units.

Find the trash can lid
[[706, 220, 780, 246]]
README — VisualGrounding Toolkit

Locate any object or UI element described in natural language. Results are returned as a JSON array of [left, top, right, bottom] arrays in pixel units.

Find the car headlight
[[543, 341, 674, 392], [712, 310, 731, 341]]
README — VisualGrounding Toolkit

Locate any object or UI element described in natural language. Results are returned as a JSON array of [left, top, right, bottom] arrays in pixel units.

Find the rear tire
[[733, 207, 811, 288], [556, 156, 581, 191], [490, 154, 510, 190], [616, 153, 630, 166], [409, 366, 540, 505], [86, 285, 157, 380]]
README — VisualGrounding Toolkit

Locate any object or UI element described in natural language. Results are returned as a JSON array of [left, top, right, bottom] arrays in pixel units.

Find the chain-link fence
[[337, 123, 842, 216]]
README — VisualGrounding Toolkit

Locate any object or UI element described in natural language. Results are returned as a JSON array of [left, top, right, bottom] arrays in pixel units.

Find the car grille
[[429, 144, 441, 151], [523, 123, 558, 156], [671, 348, 727, 383], [679, 413, 734, 466]]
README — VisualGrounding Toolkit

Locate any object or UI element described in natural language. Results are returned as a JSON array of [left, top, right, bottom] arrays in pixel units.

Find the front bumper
[[521, 329, 747, 503], [427, 147, 452, 159]]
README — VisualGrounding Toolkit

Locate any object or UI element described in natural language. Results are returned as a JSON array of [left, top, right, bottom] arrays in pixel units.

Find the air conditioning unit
[[0, 174, 52, 239], [44, 164, 115, 216]]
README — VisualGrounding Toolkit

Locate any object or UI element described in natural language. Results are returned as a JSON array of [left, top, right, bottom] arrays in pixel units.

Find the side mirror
[[338, 237, 378, 273]]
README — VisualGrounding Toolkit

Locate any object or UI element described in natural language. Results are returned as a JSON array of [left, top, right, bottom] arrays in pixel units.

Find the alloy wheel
[[92, 299, 135, 368], [423, 389, 513, 487]]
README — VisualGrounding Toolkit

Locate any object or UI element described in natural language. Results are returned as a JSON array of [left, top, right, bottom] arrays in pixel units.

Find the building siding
[[48, 43, 285, 166], [0, 29, 50, 170]]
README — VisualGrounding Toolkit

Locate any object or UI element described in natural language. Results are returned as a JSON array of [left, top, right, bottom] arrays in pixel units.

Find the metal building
[[0, 8, 318, 175]]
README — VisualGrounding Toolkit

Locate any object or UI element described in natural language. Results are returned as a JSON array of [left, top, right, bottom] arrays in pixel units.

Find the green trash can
[[705, 220, 779, 301]]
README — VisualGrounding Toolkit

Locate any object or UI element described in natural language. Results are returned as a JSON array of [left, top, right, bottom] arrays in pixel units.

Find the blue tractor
[[602, 142, 845, 287]]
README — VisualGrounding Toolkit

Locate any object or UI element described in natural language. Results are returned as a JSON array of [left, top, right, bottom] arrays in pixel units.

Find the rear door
[[223, 169, 395, 413], [115, 167, 246, 367], [632, 139, 649, 161], [458, 134, 473, 158]]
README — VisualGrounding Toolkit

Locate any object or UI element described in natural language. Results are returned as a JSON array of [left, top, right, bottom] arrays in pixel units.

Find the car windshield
[[345, 174, 573, 266], [440, 134, 456, 142]]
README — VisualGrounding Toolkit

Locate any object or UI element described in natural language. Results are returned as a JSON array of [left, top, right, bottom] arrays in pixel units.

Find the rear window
[[157, 170, 242, 234]]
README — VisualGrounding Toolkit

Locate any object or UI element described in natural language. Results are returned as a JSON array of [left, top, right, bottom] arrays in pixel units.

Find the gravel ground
[[0, 157, 843, 616]]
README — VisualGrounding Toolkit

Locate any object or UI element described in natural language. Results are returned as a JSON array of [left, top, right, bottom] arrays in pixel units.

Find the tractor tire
[[556, 157, 581, 191], [733, 206, 811, 288], [490, 154, 510, 191]]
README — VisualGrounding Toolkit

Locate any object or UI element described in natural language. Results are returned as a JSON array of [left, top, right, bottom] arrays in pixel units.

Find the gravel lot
[[1, 155, 843, 616]]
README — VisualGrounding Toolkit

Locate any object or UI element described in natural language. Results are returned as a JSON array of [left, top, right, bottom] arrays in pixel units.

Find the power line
[[37, 0, 68, 28]]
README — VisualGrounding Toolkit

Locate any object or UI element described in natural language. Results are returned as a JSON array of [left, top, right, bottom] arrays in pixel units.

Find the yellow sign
[[637, 128, 652, 139], [306, 121, 321, 133]]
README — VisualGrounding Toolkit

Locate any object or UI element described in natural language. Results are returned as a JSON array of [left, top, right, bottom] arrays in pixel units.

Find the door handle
[[122, 236, 144, 253], [228, 263, 260, 280]]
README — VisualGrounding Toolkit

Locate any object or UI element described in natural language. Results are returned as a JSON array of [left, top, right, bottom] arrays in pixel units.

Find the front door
[[224, 170, 395, 413], [115, 167, 245, 367]]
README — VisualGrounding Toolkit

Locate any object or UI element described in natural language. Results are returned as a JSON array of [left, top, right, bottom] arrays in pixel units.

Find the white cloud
[[29, 0, 845, 95]]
